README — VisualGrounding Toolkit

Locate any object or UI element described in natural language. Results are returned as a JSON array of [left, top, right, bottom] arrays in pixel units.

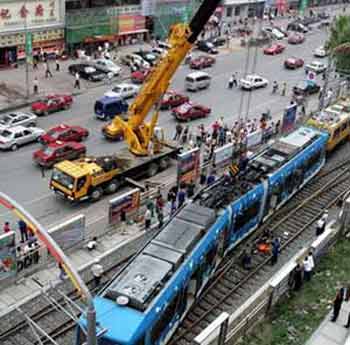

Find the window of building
[[234, 7, 240, 16], [226, 7, 233, 17]]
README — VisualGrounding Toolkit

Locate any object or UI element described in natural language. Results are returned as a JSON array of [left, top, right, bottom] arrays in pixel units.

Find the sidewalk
[[306, 302, 350, 345]]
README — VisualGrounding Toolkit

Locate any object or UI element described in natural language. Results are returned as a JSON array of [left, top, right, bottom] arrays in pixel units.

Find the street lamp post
[[24, 0, 30, 99]]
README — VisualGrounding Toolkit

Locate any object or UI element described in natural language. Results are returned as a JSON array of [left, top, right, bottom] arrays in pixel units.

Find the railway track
[[170, 143, 350, 345], [0, 258, 131, 345], [2, 143, 350, 345]]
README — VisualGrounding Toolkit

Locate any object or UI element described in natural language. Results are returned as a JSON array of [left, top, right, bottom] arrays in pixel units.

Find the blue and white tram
[[76, 127, 328, 345]]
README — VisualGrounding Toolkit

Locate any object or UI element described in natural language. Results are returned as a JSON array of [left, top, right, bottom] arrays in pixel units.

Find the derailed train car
[[76, 126, 328, 345]]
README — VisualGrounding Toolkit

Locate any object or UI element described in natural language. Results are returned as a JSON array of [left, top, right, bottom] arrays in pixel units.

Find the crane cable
[[244, 16, 263, 123], [238, 31, 252, 124]]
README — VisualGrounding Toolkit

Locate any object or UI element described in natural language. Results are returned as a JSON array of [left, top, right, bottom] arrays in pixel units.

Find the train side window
[[305, 151, 321, 171], [235, 201, 260, 230], [341, 123, 347, 132], [150, 293, 180, 343]]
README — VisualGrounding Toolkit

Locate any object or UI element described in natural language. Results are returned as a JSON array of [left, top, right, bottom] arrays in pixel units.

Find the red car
[[160, 91, 189, 110], [190, 55, 216, 69], [131, 69, 151, 84], [31, 94, 73, 116], [33, 141, 86, 168], [288, 33, 305, 44], [172, 102, 211, 121], [40, 124, 89, 144], [263, 43, 286, 55], [284, 57, 304, 69]]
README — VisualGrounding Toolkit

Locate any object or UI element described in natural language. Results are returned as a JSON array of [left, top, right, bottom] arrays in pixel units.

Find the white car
[[305, 61, 327, 74], [152, 47, 168, 57], [0, 126, 45, 151], [264, 27, 285, 40], [104, 83, 140, 99], [0, 112, 37, 129], [121, 54, 150, 69], [313, 46, 327, 58], [240, 74, 269, 90], [93, 59, 122, 76]]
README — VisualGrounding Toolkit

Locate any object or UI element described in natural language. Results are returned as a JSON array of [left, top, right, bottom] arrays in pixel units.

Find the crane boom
[[103, 0, 221, 155]]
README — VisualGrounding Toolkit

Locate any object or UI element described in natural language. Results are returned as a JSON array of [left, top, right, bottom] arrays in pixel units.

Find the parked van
[[94, 96, 128, 120], [185, 71, 211, 91]]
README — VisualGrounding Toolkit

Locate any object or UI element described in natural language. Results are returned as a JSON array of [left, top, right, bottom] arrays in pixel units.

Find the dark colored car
[[33, 141, 86, 168], [287, 21, 308, 33], [209, 36, 227, 47], [68, 64, 105, 82], [133, 51, 158, 65], [190, 55, 216, 69], [40, 124, 89, 144], [31, 94, 73, 116], [197, 41, 218, 54], [131, 69, 151, 84], [172, 102, 211, 121], [293, 80, 320, 96], [284, 57, 304, 69], [160, 91, 189, 110]]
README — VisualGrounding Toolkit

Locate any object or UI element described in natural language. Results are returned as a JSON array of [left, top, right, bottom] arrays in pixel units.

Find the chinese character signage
[[109, 189, 141, 225], [118, 14, 145, 33], [0, 0, 63, 33], [177, 148, 200, 186], [0, 231, 17, 282]]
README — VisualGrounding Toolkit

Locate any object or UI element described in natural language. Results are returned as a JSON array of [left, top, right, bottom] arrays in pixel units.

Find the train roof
[[103, 203, 216, 311], [307, 99, 350, 130], [248, 126, 322, 176]]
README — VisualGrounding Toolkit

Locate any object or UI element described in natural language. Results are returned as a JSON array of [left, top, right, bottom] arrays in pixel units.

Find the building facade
[[0, 0, 65, 66]]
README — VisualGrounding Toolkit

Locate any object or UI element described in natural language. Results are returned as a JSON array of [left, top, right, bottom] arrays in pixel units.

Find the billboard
[[109, 188, 141, 225], [48, 215, 85, 250], [118, 14, 145, 33], [214, 143, 234, 168], [282, 103, 298, 133], [141, 0, 156, 16], [177, 148, 200, 186], [0, 231, 17, 282], [0, 0, 64, 33]]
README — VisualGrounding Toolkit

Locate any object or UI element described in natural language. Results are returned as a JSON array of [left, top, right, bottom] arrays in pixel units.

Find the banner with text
[[16, 245, 47, 277], [247, 130, 263, 148], [282, 103, 298, 133], [177, 147, 200, 186], [0, 232, 16, 282], [48, 215, 85, 251], [213, 143, 234, 168], [109, 188, 141, 225]]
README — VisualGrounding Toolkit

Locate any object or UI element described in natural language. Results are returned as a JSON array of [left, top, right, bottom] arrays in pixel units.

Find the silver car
[[0, 112, 37, 129], [104, 83, 140, 99], [0, 126, 45, 151]]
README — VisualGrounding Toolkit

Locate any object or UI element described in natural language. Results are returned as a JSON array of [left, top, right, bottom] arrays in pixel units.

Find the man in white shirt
[[304, 252, 315, 281], [91, 259, 103, 288]]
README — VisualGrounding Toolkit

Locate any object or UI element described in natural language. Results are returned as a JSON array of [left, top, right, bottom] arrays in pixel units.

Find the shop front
[[0, 0, 65, 66]]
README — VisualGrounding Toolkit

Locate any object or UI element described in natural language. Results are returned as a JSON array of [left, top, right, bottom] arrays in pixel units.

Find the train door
[[217, 225, 229, 261]]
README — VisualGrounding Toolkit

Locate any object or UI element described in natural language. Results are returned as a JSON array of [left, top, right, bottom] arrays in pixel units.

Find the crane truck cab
[[94, 95, 129, 121]]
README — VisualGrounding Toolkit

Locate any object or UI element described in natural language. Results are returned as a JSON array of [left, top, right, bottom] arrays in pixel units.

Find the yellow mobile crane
[[49, 0, 221, 202]]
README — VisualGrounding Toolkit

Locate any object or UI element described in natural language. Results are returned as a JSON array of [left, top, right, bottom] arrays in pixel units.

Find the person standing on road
[[232, 73, 238, 87], [177, 187, 186, 209], [281, 82, 287, 96], [45, 61, 53, 78], [292, 263, 303, 291], [33, 77, 39, 94], [174, 123, 183, 141], [91, 259, 103, 288], [55, 58, 60, 72], [74, 72, 80, 89], [18, 219, 28, 243], [228, 75, 234, 89]]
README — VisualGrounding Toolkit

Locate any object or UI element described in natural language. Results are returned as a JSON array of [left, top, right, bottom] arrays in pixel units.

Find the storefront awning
[[118, 29, 148, 36]]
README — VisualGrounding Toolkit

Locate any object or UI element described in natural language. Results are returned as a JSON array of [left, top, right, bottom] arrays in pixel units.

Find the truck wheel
[[147, 163, 158, 177], [159, 158, 170, 171], [90, 187, 103, 201], [105, 179, 120, 194]]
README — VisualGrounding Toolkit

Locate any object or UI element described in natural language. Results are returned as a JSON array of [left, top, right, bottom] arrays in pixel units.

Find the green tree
[[326, 15, 350, 74]]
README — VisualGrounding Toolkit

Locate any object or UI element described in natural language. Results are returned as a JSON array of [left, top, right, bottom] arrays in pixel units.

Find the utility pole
[[24, 0, 30, 99], [318, 54, 332, 111]]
